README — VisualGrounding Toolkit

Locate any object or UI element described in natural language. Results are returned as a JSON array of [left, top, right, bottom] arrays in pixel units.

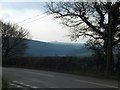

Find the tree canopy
[[46, 1, 120, 74], [1, 20, 29, 58]]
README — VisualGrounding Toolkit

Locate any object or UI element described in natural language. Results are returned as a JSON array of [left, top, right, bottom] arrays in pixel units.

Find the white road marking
[[12, 81, 17, 83], [12, 81, 25, 85], [12, 81, 40, 88], [75, 79, 119, 88], [24, 84, 31, 87], [31, 86, 39, 89], [9, 83, 25, 88]]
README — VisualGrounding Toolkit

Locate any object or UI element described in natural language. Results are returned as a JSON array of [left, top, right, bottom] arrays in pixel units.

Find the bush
[[3, 56, 95, 71]]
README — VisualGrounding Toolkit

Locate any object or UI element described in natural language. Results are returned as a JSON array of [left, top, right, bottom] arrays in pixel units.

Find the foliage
[[1, 20, 29, 58], [3, 56, 95, 70], [46, 2, 120, 45], [3, 56, 118, 80], [46, 1, 120, 74]]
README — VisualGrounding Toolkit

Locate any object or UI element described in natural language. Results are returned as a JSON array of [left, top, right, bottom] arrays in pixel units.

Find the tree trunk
[[106, 39, 114, 74], [106, 2, 114, 75]]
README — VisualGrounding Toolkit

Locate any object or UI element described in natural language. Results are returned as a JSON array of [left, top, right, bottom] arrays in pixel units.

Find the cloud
[[0, 2, 87, 43], [21, 13, 71, 42], [0, 4, 72, 42], [0, 2, 46, 11]]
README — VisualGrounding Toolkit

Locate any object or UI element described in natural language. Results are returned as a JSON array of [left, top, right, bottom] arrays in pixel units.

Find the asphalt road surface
[[3, 68, 119, 89]]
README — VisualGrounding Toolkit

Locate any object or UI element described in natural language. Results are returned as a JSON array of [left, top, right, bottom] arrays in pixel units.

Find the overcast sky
[[0, 2, 87, 43]]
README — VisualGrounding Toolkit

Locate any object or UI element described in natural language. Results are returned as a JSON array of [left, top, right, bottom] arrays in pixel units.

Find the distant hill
[[24, 39, 93, 57]]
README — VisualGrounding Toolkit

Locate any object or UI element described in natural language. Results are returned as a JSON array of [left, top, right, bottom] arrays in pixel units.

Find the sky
[[0, 2, 87, 43]]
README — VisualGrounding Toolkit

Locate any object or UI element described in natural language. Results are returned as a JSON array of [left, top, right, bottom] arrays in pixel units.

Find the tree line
[[46, 1, 120, 74], [3, 56, 119, 79], [1, 1, 120, 76], [1, 20, 29, 59]]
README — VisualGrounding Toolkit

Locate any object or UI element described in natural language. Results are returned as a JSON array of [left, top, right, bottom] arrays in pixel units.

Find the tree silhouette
[[46, 1, 120, 74], [1, 20, 29, 59]]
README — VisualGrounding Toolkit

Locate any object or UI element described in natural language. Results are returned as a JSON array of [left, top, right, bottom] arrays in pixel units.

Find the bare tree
[[46, 1, 120, 74], [1, 20, 29, 58]]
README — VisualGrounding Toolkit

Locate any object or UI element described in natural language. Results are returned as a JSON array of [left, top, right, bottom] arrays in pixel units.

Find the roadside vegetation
[[3, 56, 119, 80], [46, 2, 120, 75], [1, 1, 120, 82], [1, 20, 29, 60]]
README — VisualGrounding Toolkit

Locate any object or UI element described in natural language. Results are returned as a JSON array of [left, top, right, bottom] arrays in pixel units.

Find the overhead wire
[[20, 13, 50, 26], [16, 11, 47, 24]]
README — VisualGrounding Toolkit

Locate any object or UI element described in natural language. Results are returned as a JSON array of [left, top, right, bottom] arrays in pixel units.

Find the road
[[3, 68, 119, 89]]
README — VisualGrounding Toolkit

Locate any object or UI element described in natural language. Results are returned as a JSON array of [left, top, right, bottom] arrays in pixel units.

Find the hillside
[[24, 39, 93, 57]]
